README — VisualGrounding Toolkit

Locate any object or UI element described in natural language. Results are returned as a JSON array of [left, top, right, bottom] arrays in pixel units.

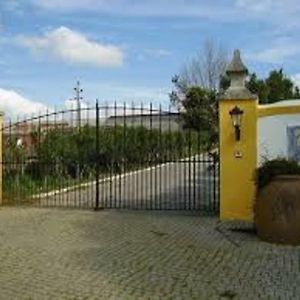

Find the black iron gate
[[2, 102, 219, 212]]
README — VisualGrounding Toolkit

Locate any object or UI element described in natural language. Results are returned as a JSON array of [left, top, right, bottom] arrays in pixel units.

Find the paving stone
[[0, 207, 299, 299]]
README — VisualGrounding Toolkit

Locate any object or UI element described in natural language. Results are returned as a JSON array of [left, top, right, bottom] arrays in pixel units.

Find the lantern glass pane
[[231, 112, 242, 127]]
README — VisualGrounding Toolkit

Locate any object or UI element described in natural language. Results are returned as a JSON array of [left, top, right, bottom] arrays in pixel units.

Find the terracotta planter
[[255, 175, 300, 245]]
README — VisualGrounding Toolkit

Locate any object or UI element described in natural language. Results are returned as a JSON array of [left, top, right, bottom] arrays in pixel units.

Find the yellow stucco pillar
[[219, 50, 258, 222]]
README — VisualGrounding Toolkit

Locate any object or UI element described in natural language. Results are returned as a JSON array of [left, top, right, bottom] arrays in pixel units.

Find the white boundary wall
[[258, 100, 300, 166]]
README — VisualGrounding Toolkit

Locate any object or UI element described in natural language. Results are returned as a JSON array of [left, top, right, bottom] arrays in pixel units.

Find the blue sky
[[1, 0, 300, 116]]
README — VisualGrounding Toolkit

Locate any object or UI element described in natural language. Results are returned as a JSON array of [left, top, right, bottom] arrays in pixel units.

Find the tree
[[170, 40, 227, 152], [171, 42, 300, 153], [295, 86, 300, 98], [265, 69, 295, 103], [181, 87, 219, 150], [170, 39, 228, 108], [246, 69, 300, 104], [246, 73, 269, 103]]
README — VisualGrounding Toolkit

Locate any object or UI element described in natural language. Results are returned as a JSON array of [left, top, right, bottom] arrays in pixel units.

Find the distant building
[[105, 112, 182, 132], [2, 111, 183, 160], [3, 121, 69, 158]]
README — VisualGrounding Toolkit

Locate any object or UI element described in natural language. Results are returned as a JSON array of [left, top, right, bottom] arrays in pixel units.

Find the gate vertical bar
[[158, 104, 162, 210], [213, 153, 217, 212], [149, 103, 153, 210], [188, 129, 192, 210], [95, 100, 100, 210]]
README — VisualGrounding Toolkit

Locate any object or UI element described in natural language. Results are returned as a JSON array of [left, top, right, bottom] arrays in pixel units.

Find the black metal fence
[[1, 102, 219, 212]]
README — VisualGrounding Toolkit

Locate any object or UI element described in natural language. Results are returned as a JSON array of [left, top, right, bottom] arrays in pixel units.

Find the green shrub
[[256, 158, 300, 190], [3, 125, 207, 201]]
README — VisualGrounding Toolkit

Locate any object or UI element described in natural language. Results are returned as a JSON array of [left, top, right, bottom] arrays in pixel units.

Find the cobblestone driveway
[[0, 208, 299, 300]]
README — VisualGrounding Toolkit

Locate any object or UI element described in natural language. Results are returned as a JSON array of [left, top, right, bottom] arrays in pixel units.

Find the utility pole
[[74, 80, 83, 129], [73, 81, 83, 180]]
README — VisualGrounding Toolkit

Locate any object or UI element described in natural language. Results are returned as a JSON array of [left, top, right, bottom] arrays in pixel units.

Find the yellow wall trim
[[258, 105, 300, 118]]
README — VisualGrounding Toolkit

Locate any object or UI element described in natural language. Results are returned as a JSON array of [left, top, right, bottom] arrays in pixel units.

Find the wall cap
[[220, 88, 257, 100]]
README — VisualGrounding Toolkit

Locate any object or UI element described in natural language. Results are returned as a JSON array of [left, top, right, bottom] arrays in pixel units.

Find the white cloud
[[84, 82, 170, 104], [246, 38, 300, 63], [137, 48, 171, 62], [249, 47, 299, 63], [30, 0, 235, 19], [3, 0, 19, 9], [235, 0, 300, 16], [30, 0, 300, 22], [0, 88, 48, 118], [16, 26, 124, 68], [235, 0, 274, 13], [145, 49, 171, 58], [31, 0, 109, 10]]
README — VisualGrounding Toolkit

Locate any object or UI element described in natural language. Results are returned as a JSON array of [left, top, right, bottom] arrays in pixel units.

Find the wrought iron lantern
[[229, 106, 243, 141]]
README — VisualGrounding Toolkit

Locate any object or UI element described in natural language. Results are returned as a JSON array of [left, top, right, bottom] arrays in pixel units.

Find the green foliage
[[172, 68, 300, 151], [246, 73, 269, 103], [266, 69, 295, 102], [219, 74, 230, 92], [181, 88, 216, 131], [170, 40, 227, 151], [246, 69, 300, 104], [256, 158, 300, 190], [175, 86, 218, 151], [3, 125, 203, 201]]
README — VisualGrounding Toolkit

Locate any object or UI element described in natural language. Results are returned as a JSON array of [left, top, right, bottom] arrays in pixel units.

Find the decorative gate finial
[[222, 49, 256, 100], [227, 50, 248, 73]]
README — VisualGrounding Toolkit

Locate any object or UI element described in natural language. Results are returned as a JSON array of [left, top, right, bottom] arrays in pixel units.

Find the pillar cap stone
[[221, 49, 257, 100], [226, 49, 248, 75]]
